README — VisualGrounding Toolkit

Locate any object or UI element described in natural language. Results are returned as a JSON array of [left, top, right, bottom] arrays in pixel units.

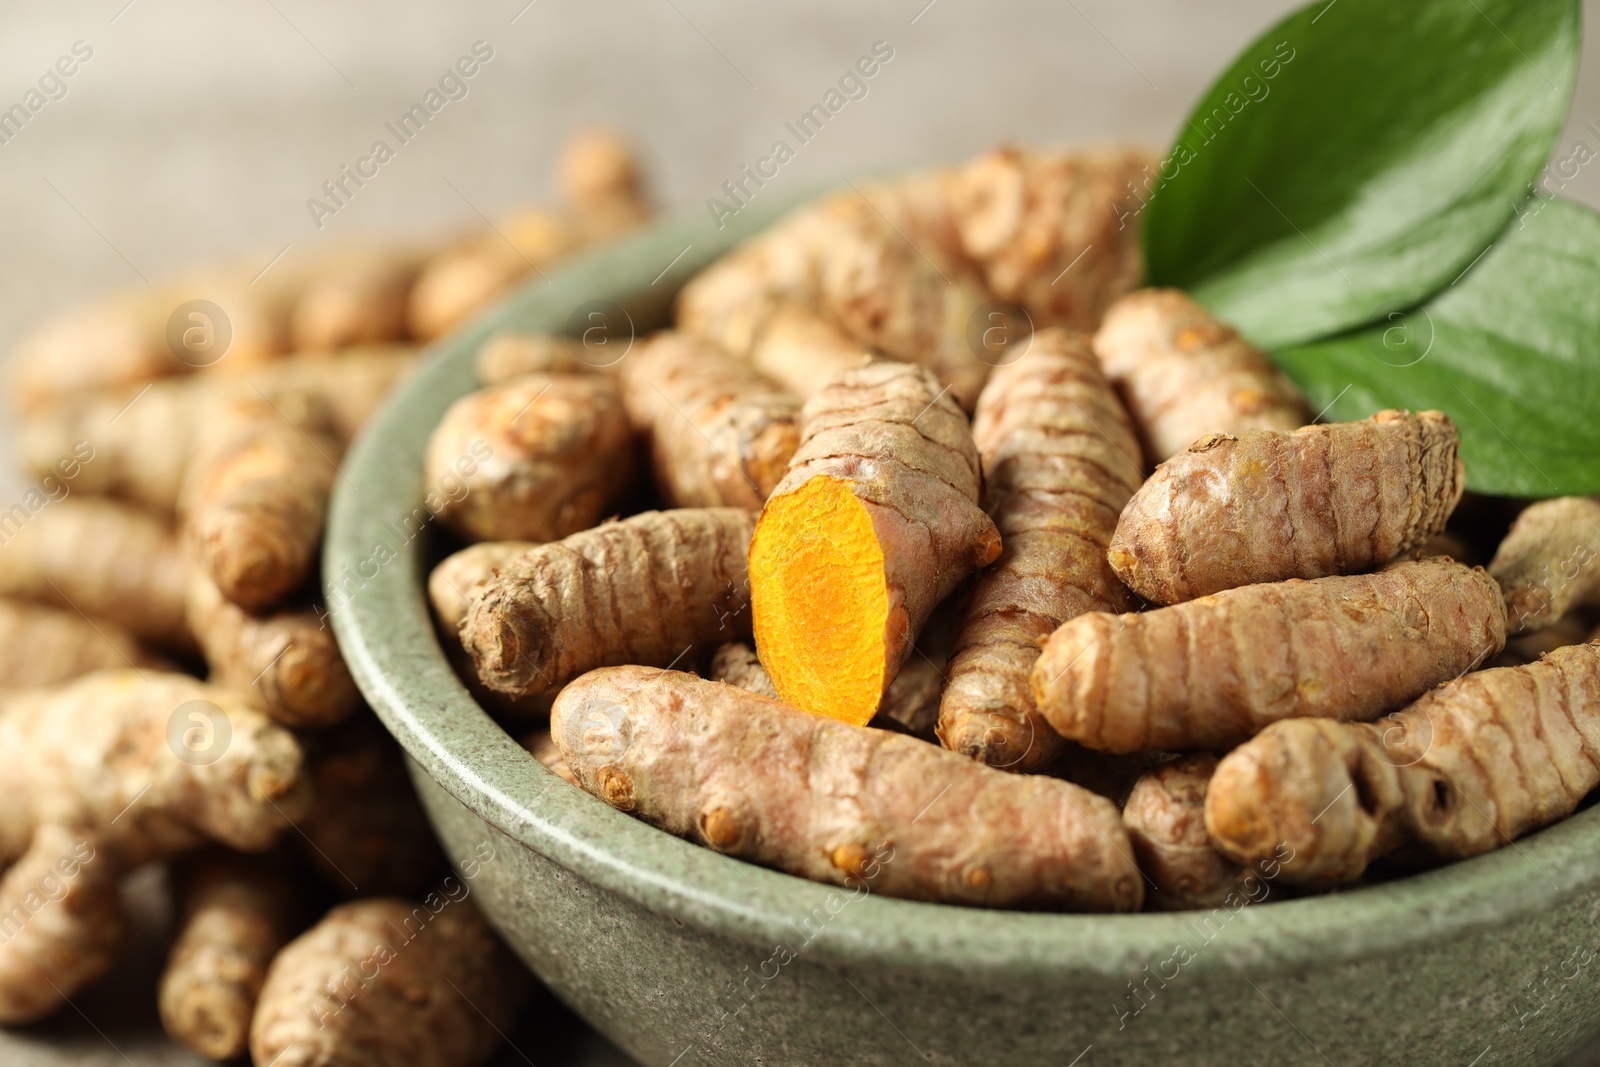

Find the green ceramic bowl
[[326, 199, 1600, 1067]]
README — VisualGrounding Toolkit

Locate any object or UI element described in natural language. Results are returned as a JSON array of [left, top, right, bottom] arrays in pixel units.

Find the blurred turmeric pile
[[0, 128, 650, 1066]]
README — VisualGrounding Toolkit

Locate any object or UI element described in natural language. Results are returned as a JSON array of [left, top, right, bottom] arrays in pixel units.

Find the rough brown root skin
[[0, 671, 310, 868], [554, 666, 1144, 911], [670, 180, 874, 399], [747, 301, 874, 401], [18, 350, 414, 513], [0, 598, 168, 687], [290, 245, 423, 352], [187, 567, 359, 730], [425, 374, 636, 544], [0, 827, 123, 1025], [159, 848, 304, 1059], [809, 177, 995, 409], [1489, 496, 1600, 634], [675, 247, 872, 400], [1110, 410, 1465, 605], [619, 332, 801, 509], [1093, 288, 1310, 463], [0, 497, 194, 654], [250, 897, 532, 1067], [946, 145, 1152, 329], [1206, 641, 1600, 887], [296, 716, 447, 898], [1123, 754, 1254, 912], [476, 331, 607, 384], [676, 175, 992, 408], [181, 397, 340, 611], [937, 329, 1144, 772], [1033, 558, 1507, 754], [751, 362, 998, 726], [461, 508, 755, 698], [428, 541, 540, 637], [429, 543, 551, 720]]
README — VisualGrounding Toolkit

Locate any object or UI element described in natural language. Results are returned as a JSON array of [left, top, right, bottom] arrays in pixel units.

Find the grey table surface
[[2, 2, 1600, 1064]]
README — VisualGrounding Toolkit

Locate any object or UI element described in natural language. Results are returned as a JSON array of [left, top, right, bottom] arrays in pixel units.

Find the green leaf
[[1141, 0, 1580, 350], [1274, 197, 1600, 497]]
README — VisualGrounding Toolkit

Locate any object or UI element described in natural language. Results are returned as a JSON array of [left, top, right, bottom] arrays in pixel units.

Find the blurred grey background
[[3, 1, 1600, 1063]]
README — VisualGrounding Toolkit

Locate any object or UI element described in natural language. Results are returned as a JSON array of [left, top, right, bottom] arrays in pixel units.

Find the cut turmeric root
[[1206, 640, 1600, 887], [750, 361, 999, 725], [937, 328, 1144, 771], [553, 665, 1143, 911]]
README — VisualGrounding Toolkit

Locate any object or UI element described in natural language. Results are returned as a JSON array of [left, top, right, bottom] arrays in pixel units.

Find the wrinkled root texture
[[554, 666, 1143, 912]]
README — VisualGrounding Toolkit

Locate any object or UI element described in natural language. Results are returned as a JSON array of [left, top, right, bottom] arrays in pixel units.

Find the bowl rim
[[326, 194, 1600, 982]]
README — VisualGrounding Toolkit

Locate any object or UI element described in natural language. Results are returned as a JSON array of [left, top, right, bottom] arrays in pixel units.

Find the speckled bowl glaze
[[327, 198, 1600, 1067]]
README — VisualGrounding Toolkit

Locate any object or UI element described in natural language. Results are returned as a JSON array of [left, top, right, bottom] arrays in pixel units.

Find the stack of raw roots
[[434, 144, 1600, 918], [0, 130, 649, 1065]]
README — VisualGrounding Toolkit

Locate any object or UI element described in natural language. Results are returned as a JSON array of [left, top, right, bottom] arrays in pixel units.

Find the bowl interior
[[325, 195, 1600, 979]]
